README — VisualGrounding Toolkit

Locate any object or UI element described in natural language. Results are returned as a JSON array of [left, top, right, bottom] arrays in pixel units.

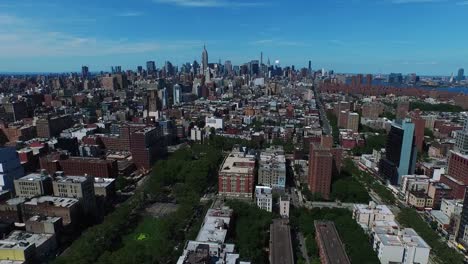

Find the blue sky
[[0, 0, 467, 75]]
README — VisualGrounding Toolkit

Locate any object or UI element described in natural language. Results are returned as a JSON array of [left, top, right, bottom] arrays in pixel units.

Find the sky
[[0, 0, 467, 75]]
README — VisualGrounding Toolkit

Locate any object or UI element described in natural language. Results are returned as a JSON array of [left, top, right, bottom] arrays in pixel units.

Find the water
[[423, 87, 468, 94]]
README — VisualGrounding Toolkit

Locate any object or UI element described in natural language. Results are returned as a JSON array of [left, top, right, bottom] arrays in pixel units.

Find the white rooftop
[[24, 196, 79, 208], [220, 152, 255, 174], [196, 208, 233, 243]]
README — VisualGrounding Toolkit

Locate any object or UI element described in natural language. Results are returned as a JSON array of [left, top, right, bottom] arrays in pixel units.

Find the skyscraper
[[224, 60, 233, 75], [379, 120, 417, 185], [455, 117, 468, 155], [308, 143, 333, 199], [458, 68, 465, 83], [81, 66, 89, 79], [308, 60, 312, 74], [146, 61, 156, 74], [173, 84, 182, 105], [201, 45, 208, 74]]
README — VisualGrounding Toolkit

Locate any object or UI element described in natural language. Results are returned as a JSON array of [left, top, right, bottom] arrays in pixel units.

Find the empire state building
[[202, 45, 208, 74]]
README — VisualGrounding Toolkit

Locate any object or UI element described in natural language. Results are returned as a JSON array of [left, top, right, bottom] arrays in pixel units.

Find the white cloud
[[0, 13, 201, 58], [154, 0, 265, 7], [116, 11, 144, 17]]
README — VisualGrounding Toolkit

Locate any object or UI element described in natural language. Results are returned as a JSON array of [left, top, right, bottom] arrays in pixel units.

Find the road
[[312, 84, 332, 135]]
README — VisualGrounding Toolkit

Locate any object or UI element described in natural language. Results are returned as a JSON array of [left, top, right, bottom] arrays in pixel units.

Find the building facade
[[218, 151, 256, 199], [308, 143, 333, 199]]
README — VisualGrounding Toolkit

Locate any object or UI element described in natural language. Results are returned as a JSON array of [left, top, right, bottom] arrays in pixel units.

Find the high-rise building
[[146, 61, 156, 74], [201, 45, 208, 74], [258, 147, 286, 189], [250, 60, 260, 75], [308, 143, 333, 199], [411, 109, 425, 152], [147, 88, 160, 113], [458, 68, 465, 83], [0, 148, 25, 192], [224, 60, 233, 75], [457, 188, 468, 247], [379, 120, 417, 185], [455, 118, 468, 155], [389, 73, 403, 84], [81, 66, 89, 79], [308, 60, 312, 74], [173, 84, 182, 105], [130, 126, 166, 171], [347, 112, 359, 132], [111, 66, 122, 74]]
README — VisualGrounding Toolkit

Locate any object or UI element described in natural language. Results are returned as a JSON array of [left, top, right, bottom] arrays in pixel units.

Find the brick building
[[59, 157, 119, 178], [218, 151, 256, 199], [308, 143, 333, 199], [36, 115, 73, 139], [130, 126, 166, 170]]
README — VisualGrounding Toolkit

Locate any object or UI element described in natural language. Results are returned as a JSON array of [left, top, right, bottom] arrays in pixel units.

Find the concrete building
[[258, 147, 286, 189], [371, 227, 430, 264], [455, 118, 468, 155], [53, 175, 96, 217], [14, 174, 53, 198], [255, 186, 272, 212], [0, 148, 25, 193], [407, 191, 433, 210], [177, 206, 251, 264], [0, 197, 25, 224], [218, 151, 256, 199], [279, 195, 290, 218], [347, 112, 359, 132], [205, 117, 224, 130], [269, 219, 294, 264], [23, 196, 80, 226], [308, 143, 333, 199], [93, 177, 116, 200], [314, 221, 351, 264], [0, 231, 56, 263], [25, 216, 62, 235], [190, 126, 205, 142], [353, 202, 395, 230]]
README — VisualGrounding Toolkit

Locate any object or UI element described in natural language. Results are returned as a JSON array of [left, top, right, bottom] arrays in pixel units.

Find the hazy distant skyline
[[0, 0, 467, 74]]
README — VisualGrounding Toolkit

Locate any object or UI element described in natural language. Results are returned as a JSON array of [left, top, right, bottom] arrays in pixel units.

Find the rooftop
[[196, 207, 233, 243], [93, 177, 115, 188], [0, 231, 54, 251], [55, 175, 90, 184], [219, 152, 256, 174], [24, 196, 79, 208], [16, 173, 51, 182], [353, 202, 394, 216]]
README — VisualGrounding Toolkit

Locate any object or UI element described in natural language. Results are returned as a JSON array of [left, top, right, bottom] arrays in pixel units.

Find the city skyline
[[1, 0, 468, 74]]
